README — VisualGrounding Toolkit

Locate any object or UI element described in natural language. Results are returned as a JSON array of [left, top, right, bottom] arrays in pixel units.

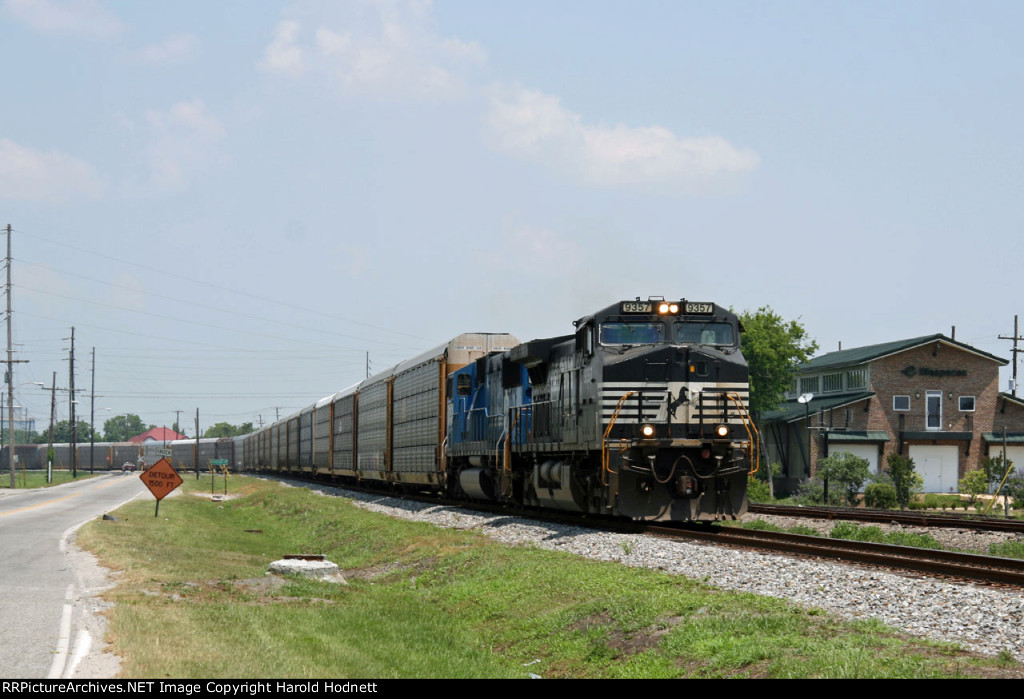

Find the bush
[[794, 477, 842, 506], [959, 469, 988, 506], [863, 482, 897, 509], [747, 477, 772, 503], [887, 453, 922, 510], [818, 451, 870, 506]]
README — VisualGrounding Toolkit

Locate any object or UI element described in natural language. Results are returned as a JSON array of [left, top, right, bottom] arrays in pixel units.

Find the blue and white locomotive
[[242, 296, 755, 522], [447, 297, 754, 521]]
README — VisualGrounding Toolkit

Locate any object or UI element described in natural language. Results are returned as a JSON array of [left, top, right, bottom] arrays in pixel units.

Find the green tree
[[818, 451, 870, 506], [103, 414, 150, 441], [41, 420, 96, 443], [738, 306, 818, 416], [202, 422, 256, 438], [886, 453, 922, 510], [959, 469, 988, 508]]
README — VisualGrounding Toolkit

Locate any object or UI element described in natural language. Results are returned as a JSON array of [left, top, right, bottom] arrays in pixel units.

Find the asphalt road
[[0, 472, 147, 679]]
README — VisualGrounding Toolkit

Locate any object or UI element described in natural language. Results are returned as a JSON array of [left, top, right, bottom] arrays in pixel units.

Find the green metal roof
[[983, 432, 1024, 444], [761, 391, 874, 423], [801, 334, 1007, 372]]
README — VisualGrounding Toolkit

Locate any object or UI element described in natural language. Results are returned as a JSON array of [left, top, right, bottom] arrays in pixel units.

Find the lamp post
[[797, 393, 815, 477]]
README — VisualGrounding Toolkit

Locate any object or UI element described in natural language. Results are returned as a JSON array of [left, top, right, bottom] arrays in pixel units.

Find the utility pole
[[89, 347, 95, 474], [1000, 315, 1024, 397], [5, 225, 28, 488], [68, 326, 77, 478], [194, 408, 200, 480], [47, 372, 56, 483]]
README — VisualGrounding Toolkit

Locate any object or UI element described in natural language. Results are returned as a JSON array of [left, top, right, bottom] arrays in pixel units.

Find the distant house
[[128, 427, 187, 444]]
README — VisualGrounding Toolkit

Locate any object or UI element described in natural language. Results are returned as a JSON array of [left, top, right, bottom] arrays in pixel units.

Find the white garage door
[[986, 445, 1024, 473], [909, 444, 960, 493], [830, 444, 880, 474]]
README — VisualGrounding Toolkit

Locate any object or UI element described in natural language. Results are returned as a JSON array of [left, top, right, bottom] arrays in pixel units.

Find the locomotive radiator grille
[[600, 382, 749, 425]]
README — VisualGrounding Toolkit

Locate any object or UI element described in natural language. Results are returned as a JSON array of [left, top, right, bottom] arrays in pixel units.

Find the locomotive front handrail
[[724, 391, 760, 476], [601, 391, 635, 486]]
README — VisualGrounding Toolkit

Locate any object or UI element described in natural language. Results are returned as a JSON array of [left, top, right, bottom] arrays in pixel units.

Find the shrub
[[887, 453, 922, 510], [794, 477, 842, 506], [817, 451, 870, 506], [747, 477, 771, 503], [863, 482, 897, 509], [959, 469, 988, 506]]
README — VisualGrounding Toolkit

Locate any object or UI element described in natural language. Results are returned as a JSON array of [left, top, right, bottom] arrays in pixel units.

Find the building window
[[822, 373, 843, 393], [959, 396, 976, 412], [800, 376, 819, 394], [893, 395, 910, 411], [847, 369, 867, 390]]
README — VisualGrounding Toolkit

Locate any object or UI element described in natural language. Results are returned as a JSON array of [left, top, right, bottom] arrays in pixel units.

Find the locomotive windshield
[[674, 321, 735, 346], [599, 322, 664, 345]]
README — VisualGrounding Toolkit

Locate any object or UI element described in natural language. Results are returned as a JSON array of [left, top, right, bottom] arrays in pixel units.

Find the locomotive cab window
[[599, 322, 664, 346], [673, 322, 735, 346]]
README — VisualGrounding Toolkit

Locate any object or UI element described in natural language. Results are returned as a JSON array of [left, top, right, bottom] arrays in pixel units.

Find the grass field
[[75, 476, 1022, 679], [0, 469, 101, 489]]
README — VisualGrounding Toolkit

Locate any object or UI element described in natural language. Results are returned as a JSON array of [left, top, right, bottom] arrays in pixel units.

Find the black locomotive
[[241, 296, 755, 522]]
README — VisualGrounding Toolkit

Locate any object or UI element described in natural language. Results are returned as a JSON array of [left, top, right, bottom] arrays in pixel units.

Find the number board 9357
[[684, 302, 714, 314], [620, 301, 653, 313]]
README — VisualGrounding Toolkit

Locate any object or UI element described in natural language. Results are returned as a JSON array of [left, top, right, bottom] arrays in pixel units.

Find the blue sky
[[1, 0, 1022, 435]]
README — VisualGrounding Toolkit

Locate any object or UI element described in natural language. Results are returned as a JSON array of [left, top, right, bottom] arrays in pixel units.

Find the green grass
[[0, 469, 101, 489], [75, 477, 1020, 679]]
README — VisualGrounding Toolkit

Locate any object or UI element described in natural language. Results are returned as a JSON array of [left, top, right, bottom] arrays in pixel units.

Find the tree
[[39, 420, 96, 443], [202, 422, 256, 438], [818, 451, 870, 506], [886, 453, 922, 510], [103, 414, 150, 442], [738, 306, 819, 416]]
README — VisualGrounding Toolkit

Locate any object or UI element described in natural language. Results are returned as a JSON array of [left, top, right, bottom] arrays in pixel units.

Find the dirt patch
[[568, 612, 685, 658]]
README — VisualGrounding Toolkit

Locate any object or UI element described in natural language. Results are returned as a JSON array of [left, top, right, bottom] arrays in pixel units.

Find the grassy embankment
[[76, 476, 1021, 679]]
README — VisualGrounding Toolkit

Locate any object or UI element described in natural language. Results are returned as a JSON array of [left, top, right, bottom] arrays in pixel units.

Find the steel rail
[[645, 523, 1024, 587], [749, 502, 1024, 533]]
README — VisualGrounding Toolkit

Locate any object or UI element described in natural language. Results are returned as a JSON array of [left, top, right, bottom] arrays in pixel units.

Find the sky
[[1, 0, 1023, 437]]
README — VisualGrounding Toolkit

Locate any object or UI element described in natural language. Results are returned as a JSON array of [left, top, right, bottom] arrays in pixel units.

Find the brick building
[[762, 334, 1024, 494]]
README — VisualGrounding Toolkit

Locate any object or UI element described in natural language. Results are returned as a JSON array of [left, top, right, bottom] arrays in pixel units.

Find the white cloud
[[129, 100, 226, 194], [485, 85, 760, 189], [0, 138, 103, 202], [3, 0, 125, 38], [258, 1, 485, 99], [139, 33, 199, 65], [259, 20, 306, 77]]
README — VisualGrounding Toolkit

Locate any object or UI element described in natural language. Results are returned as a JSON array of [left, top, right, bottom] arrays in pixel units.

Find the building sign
[[901, 366, 967, 378]]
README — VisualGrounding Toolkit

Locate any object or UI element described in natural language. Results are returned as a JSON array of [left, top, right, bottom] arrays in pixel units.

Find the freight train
[[239, 296, 757, 521]]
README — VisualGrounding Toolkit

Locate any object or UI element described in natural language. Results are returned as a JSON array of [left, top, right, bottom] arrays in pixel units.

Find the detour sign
[[139, 458, 184, 501]]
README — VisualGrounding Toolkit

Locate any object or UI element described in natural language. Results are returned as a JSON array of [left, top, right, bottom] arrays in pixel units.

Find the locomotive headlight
[[658, 302, 670, 314], [641, 424, 656, 438], [657, 303, 680, 315], [715, 424, 729, 438], [669, 303, 679, 314]]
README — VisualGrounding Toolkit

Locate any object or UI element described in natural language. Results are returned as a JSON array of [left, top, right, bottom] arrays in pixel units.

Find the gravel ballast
[[312, 486, 1024, 662]]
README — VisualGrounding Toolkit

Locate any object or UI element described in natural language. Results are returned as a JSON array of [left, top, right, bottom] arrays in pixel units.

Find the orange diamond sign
[[139, 458, 183, 501]]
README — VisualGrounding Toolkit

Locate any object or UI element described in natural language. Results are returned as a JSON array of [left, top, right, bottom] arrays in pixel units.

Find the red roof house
[[128, 427, 188, 444]]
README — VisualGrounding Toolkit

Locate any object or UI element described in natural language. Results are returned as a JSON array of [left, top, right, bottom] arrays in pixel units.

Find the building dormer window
[[822, 373, 842, 393], [847, 369, 867, 390]]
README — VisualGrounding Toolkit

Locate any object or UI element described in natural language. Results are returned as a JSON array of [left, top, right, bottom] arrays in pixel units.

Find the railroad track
[[749, 502, 1024, 533], [646, 522, 1024, 587], [271, 475, 1024, 587]]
